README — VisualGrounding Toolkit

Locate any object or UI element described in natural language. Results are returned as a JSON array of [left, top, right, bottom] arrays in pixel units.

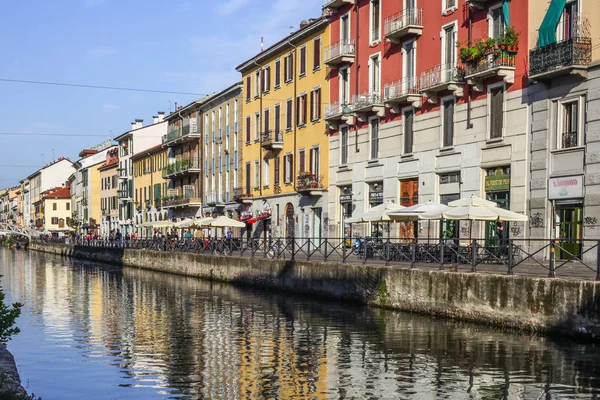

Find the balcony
[[384, 8, 423, 44], [260, 131, 284, 151], [323, 0, 353, 10], [162, 157, 201, 178], [118, 189, 132, 201], [350, 91, 385, 120], [118, 168, 128, 180], [383, 77, 422, 112], [296, 173, 325, 196], [233, 187, 253, 203], [529, 37, 592, 83], [324, 101, 355, 129], [162, 121, 200, 146], [163, 187, 201, 209], [324, 40, 355, 67], [419, 64, 465, 103], [206, 191, 224, 206], [465, 51, 516, 91]]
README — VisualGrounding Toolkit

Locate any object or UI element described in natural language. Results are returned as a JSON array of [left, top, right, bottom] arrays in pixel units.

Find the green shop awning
[[537, 0, 566, 47]]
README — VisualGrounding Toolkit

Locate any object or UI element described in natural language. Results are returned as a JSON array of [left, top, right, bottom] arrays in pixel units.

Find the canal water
[[1, 249, 599, 400]]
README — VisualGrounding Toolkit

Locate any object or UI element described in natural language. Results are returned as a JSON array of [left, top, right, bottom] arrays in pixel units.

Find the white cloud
[[215, 0, 250, 15], [103, 104, 118, 113], [86, 45, 117, 58]]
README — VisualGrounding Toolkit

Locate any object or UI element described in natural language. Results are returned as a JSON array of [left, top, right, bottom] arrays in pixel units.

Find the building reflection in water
[[0, 249, 599, 399]]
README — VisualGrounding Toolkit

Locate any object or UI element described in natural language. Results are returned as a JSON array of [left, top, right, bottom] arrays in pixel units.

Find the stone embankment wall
[[0, 345, 27, 396], [30, 242, 600, 338]]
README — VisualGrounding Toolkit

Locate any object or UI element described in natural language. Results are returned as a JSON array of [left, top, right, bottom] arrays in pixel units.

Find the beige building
[[99, 147, 119, 236], [40, 186, 72, 233]]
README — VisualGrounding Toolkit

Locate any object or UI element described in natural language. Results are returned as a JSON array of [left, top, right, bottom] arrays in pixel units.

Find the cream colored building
[[41, 186, 72, 233]]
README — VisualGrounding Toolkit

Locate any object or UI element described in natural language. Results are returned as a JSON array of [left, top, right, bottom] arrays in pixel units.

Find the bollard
[[411, 240, 416, 268], [549, 240, 556, 278], [596, 241, 600, 281], [471, 240, 477, 273], [507, 239, 513, 275]]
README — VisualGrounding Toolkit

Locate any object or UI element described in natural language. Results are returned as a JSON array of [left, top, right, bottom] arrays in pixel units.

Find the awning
[[503, 0, 510, 27], [247, 213, 271, 224], [238, 215, 253, 222], [538, 0, 566, 47]]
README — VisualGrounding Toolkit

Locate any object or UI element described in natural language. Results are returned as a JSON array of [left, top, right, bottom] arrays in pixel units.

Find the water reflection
[[1, 249, 599, 399]]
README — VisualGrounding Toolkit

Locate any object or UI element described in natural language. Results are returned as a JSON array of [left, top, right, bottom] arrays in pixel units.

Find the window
[[341, 13, 350, 42], [404, 109, 414, 154], [367, 117, 379, 161], [310, 88, 321, 121], [275, 59, 281, 87], [51, 217, 58, 225], [264, 159, 270, 186], [403, 41, 416, 91], [284, 154, 293, 183], [274, 156, 280, 186], [245, 75, 251, 101], [254, 160, 260, 189], [245, 116, 251, 143], [299, 46, 307, 76], [297, 93, 307, 126], [340, 126, 349, 165], [443, 24, 457, 77], [313, 37, 321, 70], [442, 98, 454, 147], [489, 5, 505, 40], [489, 85, 504, 139], [284, 53, 293, 82], [560, 100, 580, 148], [254, 113, 260, 140], [254, 70, 260, 98], [369, 54, 380, 95], [439, 171, 461, 184], [299, 149, 306, 173], [442, 0, 457, 13], [310, 147, 320, 178], [558, 0, 580, 41], [263, 66, 271, 92], [340, 67, 350, 104], [274, 104, 281, 135], [264, 108, 270, 136], [53, 202, 57, 211], [286, 99, 293, 130], [370, 0, 380, 43], [66, 202, 70, 211]]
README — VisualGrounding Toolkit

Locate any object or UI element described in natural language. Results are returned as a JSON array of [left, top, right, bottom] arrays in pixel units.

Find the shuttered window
[[264, 108, 270, 135], [245, 75, 251, 101], [370, 118, 379, 160], [311, 88, 321, 121], [341, 126, 348, 165], [404, 110, 414, 154], [313, 37, 321, 69], [299, 46, 306, 76], [299, 149, 305, 173], [245, 116, 251, 143], [275, 59, 281, 87], [286, 99, 293, 130], [274, 156, 280, 186], [296, 94, 307, 126], [443, 99, 454, 147], [490, 87, 504, 139], [274, 104, 281, 136]]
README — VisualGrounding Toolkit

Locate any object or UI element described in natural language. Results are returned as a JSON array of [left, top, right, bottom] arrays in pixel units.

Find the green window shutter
[[538, 0, 566, 47]]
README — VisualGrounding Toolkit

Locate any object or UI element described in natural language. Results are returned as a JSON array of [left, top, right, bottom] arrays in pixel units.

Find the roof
[[196, 82, 243, 112], [130, 144, 165, 161], [114, 119, 167, 141], [98, 158, 119, 171], [163, 94, 218, 122], [41, 186, 71, 200], [26, 157, 73, 180], [236, 16, 328, 72]]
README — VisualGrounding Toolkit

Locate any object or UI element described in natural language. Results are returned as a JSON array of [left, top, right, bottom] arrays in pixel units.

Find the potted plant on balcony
[[504, 26, 520, 52]]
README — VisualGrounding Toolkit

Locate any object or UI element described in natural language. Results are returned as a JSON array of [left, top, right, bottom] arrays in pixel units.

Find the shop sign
[[340, 194, 353, 204], [369, 191, 383, 203], [485, 172, 510, 192], [548, 175, 584, 200]]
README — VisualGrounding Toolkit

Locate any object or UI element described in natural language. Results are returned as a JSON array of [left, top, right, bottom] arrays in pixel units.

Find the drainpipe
[[354, 0, 360, 151], [466, 5, 474, 129], [287, 39, 298, 189]]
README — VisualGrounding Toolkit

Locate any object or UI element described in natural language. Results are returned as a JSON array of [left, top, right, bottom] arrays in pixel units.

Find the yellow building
[[235, 16, 330, 240], [98, 147, 119, 236], [131, 144, 169, 237]]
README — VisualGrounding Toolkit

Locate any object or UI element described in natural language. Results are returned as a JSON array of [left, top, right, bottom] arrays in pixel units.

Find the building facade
[[200, 83, 243, 220], [40, 186, 71, 233], [325, 0, 530, 242], [115, 114, 167, 233], [131, 144, 169, 237], [236, 16, 330, 240], [99, 147, 119, 236], [527, 0, 598, 260]]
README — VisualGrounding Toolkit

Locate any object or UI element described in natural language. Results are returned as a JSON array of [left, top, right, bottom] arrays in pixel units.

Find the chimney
[[153, 115, 158, 124], [299, 20, 308, 29], [158, 111, 165, 122], [131, 122, 136, 130], [135, 119, 143, 129]]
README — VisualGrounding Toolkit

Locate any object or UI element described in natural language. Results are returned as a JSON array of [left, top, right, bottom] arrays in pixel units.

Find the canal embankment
[[29, 241, 600, 338], [0, 345, 27, 396]]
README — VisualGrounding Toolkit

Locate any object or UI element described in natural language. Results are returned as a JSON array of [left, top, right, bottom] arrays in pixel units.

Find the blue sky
[[0, 0, 322, 188]]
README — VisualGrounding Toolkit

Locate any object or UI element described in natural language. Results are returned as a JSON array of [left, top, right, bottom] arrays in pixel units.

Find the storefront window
[[369, 182, 384, 239], [440, 193, 459, 239], [485, 166, 511, 245], [400, 178, 419, 239], [339, 186, 353, 243]]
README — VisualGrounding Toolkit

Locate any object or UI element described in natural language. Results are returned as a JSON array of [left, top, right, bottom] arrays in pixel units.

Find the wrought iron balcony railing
[[384, 8, 423, 42], [324, 101, 352, 120], [260, 131, 283, 150], [296, 173, 325, 193], [351, 91, 382, 112], [162, 157, 201, 178], [420, 63, 464, 90], [465, 51, 516, 77], [324, 39, 355, 66], [384, 77, 420, 102], [561, 131, 579, 149], [529, 37, 592, 79]]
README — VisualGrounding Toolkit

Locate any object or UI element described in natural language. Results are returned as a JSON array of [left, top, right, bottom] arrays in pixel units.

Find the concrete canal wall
[[30, 242, 600, 338]]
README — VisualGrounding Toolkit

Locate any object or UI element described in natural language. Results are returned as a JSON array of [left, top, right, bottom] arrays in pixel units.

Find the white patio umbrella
[[387, 201, 450, 222], [208, 215, 246, 228], [175, 218, 196, 228], [194, 216, 217, 228], [344, 215, 365, 224], [362, 202, 405, 222], [448, 195, 498, 208], [152, 220, 175, 228], [425, 205, 528, 221]]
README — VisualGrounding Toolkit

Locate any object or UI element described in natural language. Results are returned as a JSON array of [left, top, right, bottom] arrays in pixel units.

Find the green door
[[557, 206, 582, 260], [486, 191, 510, 246]]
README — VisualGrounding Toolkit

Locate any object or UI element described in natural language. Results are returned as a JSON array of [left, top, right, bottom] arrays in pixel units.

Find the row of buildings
[[1, 0, 599, 250]]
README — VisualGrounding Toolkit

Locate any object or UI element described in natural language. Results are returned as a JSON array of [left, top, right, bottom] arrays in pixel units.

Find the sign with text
[[485, 173, 510, 192], [548, 175, 584, 200], [339, 194, 353, 204], [369, 190, 383, 204]]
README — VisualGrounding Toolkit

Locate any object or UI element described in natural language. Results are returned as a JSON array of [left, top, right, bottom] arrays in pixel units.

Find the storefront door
[[486, 191, 510, 246], [285, 203, 295, 242], [556, 205, 582, 260]]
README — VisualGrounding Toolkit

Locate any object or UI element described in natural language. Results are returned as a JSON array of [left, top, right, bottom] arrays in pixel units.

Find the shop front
[[368, 181, 383, 239], [549, 175, 584, 260], [399, 178, 419, 239], [339, 186, 353, 243], [484, 167, 511, 245]]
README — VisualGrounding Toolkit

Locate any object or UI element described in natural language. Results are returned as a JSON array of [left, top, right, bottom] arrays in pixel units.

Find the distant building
[[39, 185, 72, 234], [98, 147, 119, 236]]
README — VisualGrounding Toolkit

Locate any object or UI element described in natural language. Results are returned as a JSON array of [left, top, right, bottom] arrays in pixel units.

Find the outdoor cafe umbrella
[[152, 220, 175, 228], [208, 215, 246, 228], [448, 195, 497, 208], [175, 218, 197, 228], [387, 201, 450, 240], [362, 202, 404, 222]]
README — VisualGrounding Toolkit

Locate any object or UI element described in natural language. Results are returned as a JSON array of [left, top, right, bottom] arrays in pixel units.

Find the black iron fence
[[31, 236, 600, 281]]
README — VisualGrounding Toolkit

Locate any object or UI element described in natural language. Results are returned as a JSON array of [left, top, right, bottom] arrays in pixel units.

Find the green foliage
[[377, 280, 388, 306], [0, 276, 22, 345]]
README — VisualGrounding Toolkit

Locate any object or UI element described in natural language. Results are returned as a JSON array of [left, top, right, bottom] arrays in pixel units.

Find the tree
[[0, 275, 22, 345]]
